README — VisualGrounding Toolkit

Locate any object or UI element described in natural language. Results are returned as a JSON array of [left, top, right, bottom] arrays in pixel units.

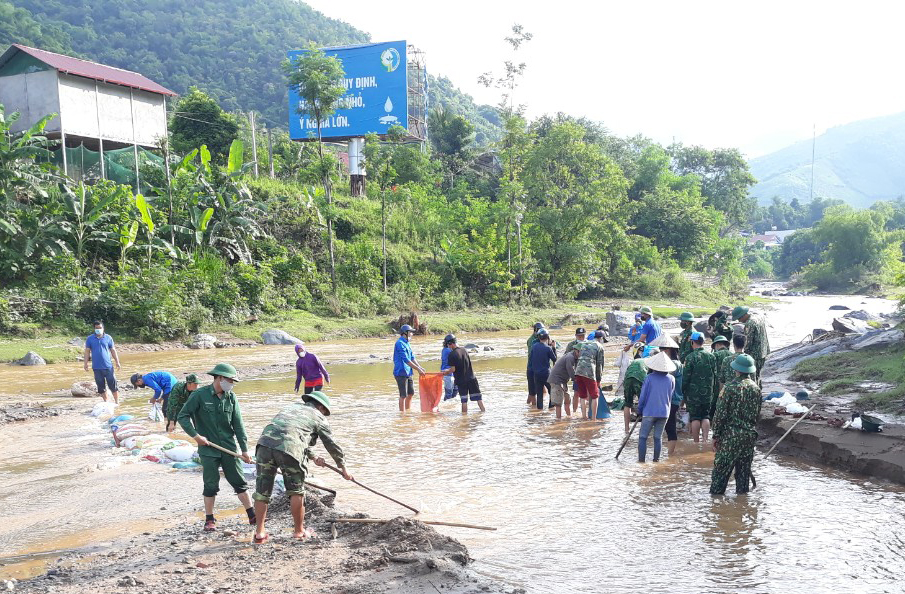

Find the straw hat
[[644, 351, 676, 373], [649, 334, 679, 349]]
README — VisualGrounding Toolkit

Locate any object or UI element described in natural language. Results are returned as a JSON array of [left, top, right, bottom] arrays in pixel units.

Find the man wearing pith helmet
[[731, 306, 771, 384], [177, 363, 256, 533], [710, 354, 761, 495]]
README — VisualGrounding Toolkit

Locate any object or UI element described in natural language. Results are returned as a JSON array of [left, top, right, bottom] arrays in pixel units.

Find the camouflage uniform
[[166, 381, 195, 421], [253, 400, 345, 503], [710, 348, 733, 418], [564, 339, 584, 356], [623, 359, 647, 408], [678, 327, 693, 363], [714, 318, 733, 341], [719, 352, 742, 387], [710, 376, 761, 495], [681, 348, 717, 421], [743, 313, 771, 381], [575, 340, 605, 381]]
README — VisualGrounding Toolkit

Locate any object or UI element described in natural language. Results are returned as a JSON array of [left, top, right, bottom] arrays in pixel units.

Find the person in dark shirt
[[528, 330, 557, 410], [442, 336, 486, 414]]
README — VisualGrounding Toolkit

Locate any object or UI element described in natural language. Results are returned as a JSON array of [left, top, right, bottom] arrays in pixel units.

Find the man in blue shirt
[[131, 370, 178, 422], [83, 320, 122, 404], [623, 306, 661, 351], [441, 334, 457, 401], [393, 325, 425, 412]]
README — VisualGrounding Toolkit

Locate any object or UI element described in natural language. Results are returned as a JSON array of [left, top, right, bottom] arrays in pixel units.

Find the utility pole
[[249, 111, 259, 177], [267, 128, 275, 178]]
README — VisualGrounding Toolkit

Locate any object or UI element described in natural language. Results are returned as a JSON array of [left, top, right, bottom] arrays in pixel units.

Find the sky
[[302, 0, 905, 158]]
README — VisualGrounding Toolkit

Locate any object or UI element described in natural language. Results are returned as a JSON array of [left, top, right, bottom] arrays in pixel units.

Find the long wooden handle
[[203, 440, 241, 457], [763, 404, 819, 459], [322, 462, 420, 514], [615, 418, 640, 459], [330, 518, 495, 531]]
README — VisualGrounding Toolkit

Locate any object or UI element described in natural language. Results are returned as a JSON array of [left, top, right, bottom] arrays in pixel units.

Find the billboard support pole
[[349, 137, 365, 196]]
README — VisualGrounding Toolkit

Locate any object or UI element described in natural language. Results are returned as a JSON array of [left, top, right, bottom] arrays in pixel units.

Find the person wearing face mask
[[293, 342, 330, 395], [83, 320, 122, 404], [177, 363, 256, 533], [677, 312, 695, 363]]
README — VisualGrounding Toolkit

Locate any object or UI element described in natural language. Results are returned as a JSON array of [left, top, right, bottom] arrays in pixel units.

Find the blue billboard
[[288, 41, 408, 140]]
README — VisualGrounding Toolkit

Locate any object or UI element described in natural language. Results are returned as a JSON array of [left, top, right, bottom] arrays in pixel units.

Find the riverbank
[[0, 295, 774, 365], [7, 489, 507, 594]]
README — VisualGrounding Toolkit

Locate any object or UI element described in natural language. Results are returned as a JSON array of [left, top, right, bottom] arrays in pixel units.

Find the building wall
[[57, 73, 166, 146], [0, 69, 61, 133]]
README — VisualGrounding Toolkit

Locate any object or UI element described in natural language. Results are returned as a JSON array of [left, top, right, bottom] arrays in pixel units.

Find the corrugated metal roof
[[1, 44, 176, 96]]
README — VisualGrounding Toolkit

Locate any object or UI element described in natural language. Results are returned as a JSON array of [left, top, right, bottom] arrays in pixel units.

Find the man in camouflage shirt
[[710, 310, 733, 342], [574, 330, 606, 419], [732, 306, 770, 384], [252, 391, 351, 543], [710, 354, 761, 495], [564, 327, 587, 356], [677, 312, 695, 363], [719, 334, 746, 388], [681, 332, 716, 443], [709, 336, 732, 419], [621, 347, 649, 432], [165, 373, 200, 432]]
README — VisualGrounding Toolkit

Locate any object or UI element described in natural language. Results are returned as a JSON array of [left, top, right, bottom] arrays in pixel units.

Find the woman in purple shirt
[[294, 342, 330, 395], [637, 351, 676, 462]]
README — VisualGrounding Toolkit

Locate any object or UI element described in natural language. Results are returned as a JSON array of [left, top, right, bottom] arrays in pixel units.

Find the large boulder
[[832, 317, 869, 334], [693, 320, 709, 333], [842, 309, 876, 322], [606, 311, 635, 338], [851, 329, 904, 351], [828, 305, 850, 311], [188, 334, 217, 349], [16, 351, 46, 365], [71, 380, 111, 398], [261, 329, 303, 345]]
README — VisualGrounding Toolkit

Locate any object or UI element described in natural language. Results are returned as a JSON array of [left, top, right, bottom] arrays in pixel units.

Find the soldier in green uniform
[[710, 354, 761, 495], [732, 306, 771, 384], [622, 346, 649, 432], [709, 336, 732, 419], [709, 310, 733, 341], [677, 312, 695, 363], [719, 334, 746, 388], [165, 373, 200, 432], [681, 332, 716, 443], [177, 363, 255, 532], [252, 391, 352, 543]]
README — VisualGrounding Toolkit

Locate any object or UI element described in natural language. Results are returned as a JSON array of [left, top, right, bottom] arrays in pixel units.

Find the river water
[[1, 292, 902, 592]]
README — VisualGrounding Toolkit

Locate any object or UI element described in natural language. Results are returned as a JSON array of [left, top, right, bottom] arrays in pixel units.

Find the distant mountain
[[749, 111, 905, 208], [0, 0, 500, 143]]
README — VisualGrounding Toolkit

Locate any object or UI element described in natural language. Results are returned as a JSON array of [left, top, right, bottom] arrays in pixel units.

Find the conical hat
[[643, 351, 677, 373], [649, 334, 679, 349]]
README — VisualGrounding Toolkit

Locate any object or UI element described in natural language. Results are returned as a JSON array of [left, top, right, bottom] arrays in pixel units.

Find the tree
[[58, 182, 128, 281], [169, 87, 239, 161], [363, 126, 406, 291], [284, 43, 346, 294]]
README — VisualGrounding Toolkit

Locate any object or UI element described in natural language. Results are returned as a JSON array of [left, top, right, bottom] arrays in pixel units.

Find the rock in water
[[842, 310, 875, 322], [606, 311, 635, 337], [261, 329, 303, 345], [828, 305, 850, 311], [17, 351, 46, 365], [812, 328, 830, 338], [832, 317, 869, 334], [693, 320, 709, 333], [187, 334, 217, 349], [464, 343, 479, 350]]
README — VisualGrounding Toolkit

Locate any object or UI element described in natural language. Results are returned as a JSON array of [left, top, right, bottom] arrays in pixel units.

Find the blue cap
[[691, 331, 704, 341]]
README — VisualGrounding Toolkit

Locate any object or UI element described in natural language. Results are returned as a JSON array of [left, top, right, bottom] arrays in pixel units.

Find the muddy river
[[1, 291, 902, 592]]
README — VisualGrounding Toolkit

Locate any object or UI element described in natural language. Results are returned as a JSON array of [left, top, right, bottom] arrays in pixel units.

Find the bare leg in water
[[701, 419, 711, 441]]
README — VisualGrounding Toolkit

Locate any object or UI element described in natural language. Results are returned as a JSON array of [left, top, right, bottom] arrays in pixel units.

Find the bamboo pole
[[329, 518, 496, 531], [321, 461, 419, 514], [615, 418, 640, 459], [763, 404, 819, 459]]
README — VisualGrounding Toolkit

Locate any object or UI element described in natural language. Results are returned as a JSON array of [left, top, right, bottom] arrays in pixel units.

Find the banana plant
[[0, 105, 58, 208], [134, 193, 179, 268], [118, 220, 138, 272], [57, 183, 122, 278]]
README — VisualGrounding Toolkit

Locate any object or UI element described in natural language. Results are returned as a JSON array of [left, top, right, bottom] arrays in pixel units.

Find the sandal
[[203, 519, 217, 532], [252, 533, 270, 544]]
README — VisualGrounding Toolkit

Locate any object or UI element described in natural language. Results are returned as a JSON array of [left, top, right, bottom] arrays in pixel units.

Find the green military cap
[[303, 390, 331, 415], [207, 362, 239, 380], [712, 335, 730, 345], [185, 373, 200, 384], [731, 306, 750, 320], [679, 312, 694, 322], [639, 306, 653, 315], [730, 354, 757, 374]]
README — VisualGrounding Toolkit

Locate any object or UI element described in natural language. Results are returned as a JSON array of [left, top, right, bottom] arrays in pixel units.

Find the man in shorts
[[622, 345, 649, 432], [548, 348, 580, 419], [83, 320, 122, 403], [393, 324, 425, 412], [252, 391, 352, 543], [682, 332, 717, 443], [444, 336, 486, 414], [574, 330, 606, 420]]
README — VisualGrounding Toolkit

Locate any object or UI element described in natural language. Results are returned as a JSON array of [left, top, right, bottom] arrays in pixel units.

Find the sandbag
[[419, 373, 445, 412], [120, 437, 139, 450], [148, 402, 163, 422], [91, 401, 117, 418], [161, 440, 192, 451], [108, 414, 134, 425], [614, 351, 632, 397], [172, 461, 201, 470], [164, 446, 196, 462]]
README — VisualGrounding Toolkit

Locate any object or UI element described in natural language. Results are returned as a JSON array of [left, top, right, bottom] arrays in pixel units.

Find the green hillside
[[750, 111, 905, 208], [0, 0, 500, 140]]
